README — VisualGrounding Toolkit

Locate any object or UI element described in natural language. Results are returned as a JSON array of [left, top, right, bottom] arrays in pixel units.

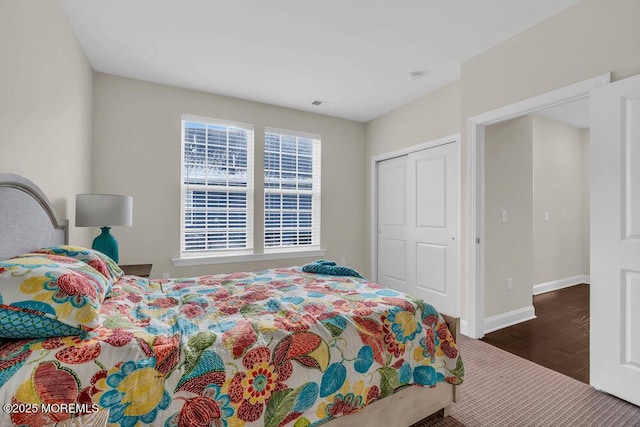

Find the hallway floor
[[481, 284, 590, 383]]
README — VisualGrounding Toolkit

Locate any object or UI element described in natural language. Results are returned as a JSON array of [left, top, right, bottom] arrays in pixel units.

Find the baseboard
[[533, 275, 590, 296], [484, 305, 536, 334], [460, 319, 469, 337]]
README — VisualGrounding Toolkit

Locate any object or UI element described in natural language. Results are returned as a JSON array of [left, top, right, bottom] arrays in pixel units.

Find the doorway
[[482, 103, 591, 333], [465, 73, 610, 339]]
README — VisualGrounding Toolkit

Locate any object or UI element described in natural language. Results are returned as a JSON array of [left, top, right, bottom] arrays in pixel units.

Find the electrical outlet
[[340, 257, 346, 266], [501, 210, 508, 223], [162, 273, 170, 279], [545, 212, 549, 221], [507, 277, 513, 290]]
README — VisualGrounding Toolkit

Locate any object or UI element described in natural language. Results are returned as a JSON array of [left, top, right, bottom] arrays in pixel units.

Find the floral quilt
[[0, 268, 463, 427]]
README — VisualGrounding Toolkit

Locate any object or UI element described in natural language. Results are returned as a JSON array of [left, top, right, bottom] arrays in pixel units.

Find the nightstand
[[119, 264, 153, 278]]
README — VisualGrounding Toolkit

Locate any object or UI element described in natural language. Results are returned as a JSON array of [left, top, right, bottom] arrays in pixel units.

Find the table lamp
[[75, 194, 133, 263]]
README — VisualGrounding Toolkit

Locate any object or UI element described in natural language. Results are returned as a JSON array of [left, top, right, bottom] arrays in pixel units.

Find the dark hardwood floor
[[481, 284, 590, 383]]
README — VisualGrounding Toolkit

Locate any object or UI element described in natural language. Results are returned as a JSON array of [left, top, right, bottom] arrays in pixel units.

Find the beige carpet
[[412, 335, 640, 427]]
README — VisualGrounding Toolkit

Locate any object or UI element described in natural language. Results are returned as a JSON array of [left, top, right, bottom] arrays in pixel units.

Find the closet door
[[377, 141, 459, 316], [406, 143, 458, 316], [377, 155, 409, 294]]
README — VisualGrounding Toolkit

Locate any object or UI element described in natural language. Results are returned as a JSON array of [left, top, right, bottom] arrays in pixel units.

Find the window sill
[[172, 248, 327, 267]]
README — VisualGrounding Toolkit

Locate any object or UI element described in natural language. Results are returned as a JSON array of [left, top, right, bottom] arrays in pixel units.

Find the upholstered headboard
[[0, 173, 68, 260]]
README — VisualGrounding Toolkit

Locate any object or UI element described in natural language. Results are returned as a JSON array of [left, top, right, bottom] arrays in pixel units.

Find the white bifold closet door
[[377, 142, 459, 316]]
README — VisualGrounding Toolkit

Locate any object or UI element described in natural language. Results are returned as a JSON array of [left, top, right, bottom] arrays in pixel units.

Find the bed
[[0, 173, 463, 427]]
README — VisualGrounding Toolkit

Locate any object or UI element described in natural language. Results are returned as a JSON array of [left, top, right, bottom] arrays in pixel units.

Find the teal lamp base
[[92, 227, 119, 263]]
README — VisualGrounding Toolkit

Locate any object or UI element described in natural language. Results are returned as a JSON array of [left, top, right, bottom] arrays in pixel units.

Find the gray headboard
[[0, 173, 68, 260]]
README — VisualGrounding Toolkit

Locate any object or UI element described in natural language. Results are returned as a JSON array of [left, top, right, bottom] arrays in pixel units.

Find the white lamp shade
[[76, 194, 133, 227]]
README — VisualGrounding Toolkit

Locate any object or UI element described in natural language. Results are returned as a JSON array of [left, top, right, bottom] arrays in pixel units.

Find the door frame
[[370, 133, 460, 286], [466, 73, 611, 339]]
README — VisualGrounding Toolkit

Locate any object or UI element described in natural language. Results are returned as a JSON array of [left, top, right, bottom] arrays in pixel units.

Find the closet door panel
[[377, 155, 409, 293]]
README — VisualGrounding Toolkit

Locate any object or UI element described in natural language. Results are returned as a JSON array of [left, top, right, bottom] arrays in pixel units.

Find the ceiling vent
[[311, 99, 333, 107], [409, 69, 430, 80]]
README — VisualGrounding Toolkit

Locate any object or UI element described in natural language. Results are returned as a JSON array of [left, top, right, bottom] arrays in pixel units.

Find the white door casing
[[590, 74, 640, 406], [375, 137, 459, 317]]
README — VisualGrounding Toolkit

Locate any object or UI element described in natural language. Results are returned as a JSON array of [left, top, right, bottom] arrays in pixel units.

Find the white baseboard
[[533, 275, 590, 296], [484, 305, 536, 334], [460, 319, 469, 337]]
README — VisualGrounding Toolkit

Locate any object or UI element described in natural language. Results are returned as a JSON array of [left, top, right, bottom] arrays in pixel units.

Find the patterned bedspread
[[0, 268, 463, 426]]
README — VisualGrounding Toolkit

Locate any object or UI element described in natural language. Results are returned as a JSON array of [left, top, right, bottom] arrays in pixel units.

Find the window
[[178, 116, 322, 263], [264, 128, 321, 250], [181, 115, 254, 255]]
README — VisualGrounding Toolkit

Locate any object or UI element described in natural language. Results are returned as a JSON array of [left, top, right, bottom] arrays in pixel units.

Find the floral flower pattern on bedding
[[0, 256, 110, 337], [0, 268, 463, 427], [26, 246, 125, 295]]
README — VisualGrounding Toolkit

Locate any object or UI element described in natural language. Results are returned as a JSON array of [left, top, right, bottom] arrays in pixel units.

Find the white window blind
[[264, 128, 321, 250], [181, 115, 254, 255]]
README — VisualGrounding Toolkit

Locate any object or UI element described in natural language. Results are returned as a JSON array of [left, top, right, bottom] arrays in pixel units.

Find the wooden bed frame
[[0, 173, 458, 427]]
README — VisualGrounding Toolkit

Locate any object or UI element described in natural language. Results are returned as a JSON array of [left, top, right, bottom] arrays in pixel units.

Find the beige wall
[[365, 81, 461, 160], [0, 0, 93, 246], [93, 73, 366, 278], [484, 117, 534, 317], [460, 0, 640, 120], [532, 115, 587, 285]]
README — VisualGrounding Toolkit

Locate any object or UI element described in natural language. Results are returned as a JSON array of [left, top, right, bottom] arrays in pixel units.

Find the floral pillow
[[29, 245, 124, 294], [0, 256, 110, 338]]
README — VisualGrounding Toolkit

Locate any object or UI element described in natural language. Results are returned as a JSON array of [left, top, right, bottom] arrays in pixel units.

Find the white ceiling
[[59, 0, 580, 122], [534, 97, 590, 129]]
